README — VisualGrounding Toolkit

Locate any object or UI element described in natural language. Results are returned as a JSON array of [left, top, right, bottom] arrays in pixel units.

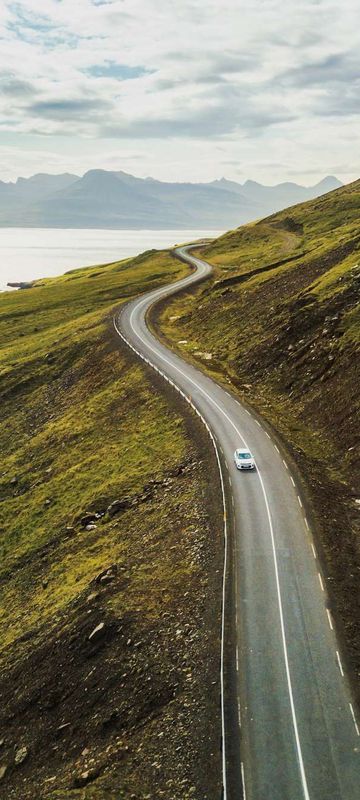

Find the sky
[[0, 0, 359, 185]]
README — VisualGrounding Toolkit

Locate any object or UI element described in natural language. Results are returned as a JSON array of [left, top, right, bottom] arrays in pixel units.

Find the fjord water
[[0, 227, 224, 291]]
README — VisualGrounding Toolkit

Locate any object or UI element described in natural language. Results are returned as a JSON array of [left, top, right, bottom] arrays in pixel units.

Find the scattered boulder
[[72, 767, 101, 788], [99, 573, 115, 585], [0, 765, 7, 781], [107, 497, 132, 517], [86, 592, 99, 603], [80, 513, 97, 528], [95, 565, 118, 585], [14, 746, 29, 766], [85, 524, 97, 531]]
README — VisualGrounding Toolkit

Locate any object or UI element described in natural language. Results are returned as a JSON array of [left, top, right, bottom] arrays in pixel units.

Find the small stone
[[72, 767, 100, 788], [79, 513, 97, 528], [99, 573, 115, 585], [88, 622, 106, 642], [14, 746, 29, 766], [10, 477, 18, 485], [85, 524, 97, 531], [86, 592, 99, 603], [95, 565, 118, 584], [107, 498, 132, 517], [0, 765, 7, 781]]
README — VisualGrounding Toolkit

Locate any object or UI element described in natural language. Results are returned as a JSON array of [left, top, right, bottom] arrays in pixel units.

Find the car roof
[[236, 448, 252, 454]]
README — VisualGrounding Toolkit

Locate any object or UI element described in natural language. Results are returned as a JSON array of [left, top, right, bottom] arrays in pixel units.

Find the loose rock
[[14, 746, 29, 766], [88, 622, 106, 643]]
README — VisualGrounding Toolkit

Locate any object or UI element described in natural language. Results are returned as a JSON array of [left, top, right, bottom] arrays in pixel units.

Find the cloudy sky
[[0, 0, 359, 184]]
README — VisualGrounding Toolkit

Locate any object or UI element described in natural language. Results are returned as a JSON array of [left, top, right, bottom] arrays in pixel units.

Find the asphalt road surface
[[114, 246, 360, 800]]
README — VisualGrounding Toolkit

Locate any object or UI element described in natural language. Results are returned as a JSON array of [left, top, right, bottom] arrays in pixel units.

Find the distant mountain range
[[0, 170, 342, 229]]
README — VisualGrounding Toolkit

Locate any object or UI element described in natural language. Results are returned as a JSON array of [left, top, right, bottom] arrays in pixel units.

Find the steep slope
[[158, 178, 360, 698], [0, 251, 222, 798]]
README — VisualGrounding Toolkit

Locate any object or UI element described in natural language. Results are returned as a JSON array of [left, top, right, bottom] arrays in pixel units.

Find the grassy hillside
[[159, 180, 360, 696], [0, 252, 222, 798]]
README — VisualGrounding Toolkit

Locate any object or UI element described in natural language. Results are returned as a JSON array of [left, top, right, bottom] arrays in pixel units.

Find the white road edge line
[[326, 609, 334, 630], [318, 573, 325, 592], [298, 496, 303, 508], [114, 249, 313, 800], [349, 703, 360, 737], [311, 543, 317, 559], [290, 476, 296, 487]]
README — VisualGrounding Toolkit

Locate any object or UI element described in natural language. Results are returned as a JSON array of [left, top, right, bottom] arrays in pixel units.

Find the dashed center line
[[311, 543, 317, 559], [326, 609, 334, 630], [318, 573, 325, 592], [241, 763, 247, 800], [298, 495, 303, 508], [336, 651, 344, 677], [290, 476, 296, 487]]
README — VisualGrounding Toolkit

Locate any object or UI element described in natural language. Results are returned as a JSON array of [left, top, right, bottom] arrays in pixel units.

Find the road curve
[[114, 245, 360, 800]]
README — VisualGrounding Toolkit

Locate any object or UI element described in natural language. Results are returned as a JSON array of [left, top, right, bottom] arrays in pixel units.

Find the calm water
[[0, 228, 224, 291]]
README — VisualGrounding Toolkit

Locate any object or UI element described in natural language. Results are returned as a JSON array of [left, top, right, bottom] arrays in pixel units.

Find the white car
[[234, 448, 255, 470]]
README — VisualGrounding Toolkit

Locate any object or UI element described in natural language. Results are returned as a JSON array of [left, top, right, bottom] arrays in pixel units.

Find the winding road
[[114, 246, 360, 800]]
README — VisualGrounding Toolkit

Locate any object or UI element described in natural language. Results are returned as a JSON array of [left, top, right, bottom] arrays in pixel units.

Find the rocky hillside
[[159, 179, 360, 699], [0, 252, 222, 798]]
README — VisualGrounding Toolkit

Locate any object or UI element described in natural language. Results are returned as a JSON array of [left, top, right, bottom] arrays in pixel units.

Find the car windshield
[[238, 451, 251, 459]]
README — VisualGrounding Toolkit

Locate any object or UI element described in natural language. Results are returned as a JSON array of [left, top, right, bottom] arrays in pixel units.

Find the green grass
[[0, 249, 191, 653]]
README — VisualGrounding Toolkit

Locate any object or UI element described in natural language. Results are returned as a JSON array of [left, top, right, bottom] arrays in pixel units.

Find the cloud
[[85, 62, 151, 80], [29, 97, 111, 121], [0, 76, 35, 96], [0, 0, 359, 184]]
